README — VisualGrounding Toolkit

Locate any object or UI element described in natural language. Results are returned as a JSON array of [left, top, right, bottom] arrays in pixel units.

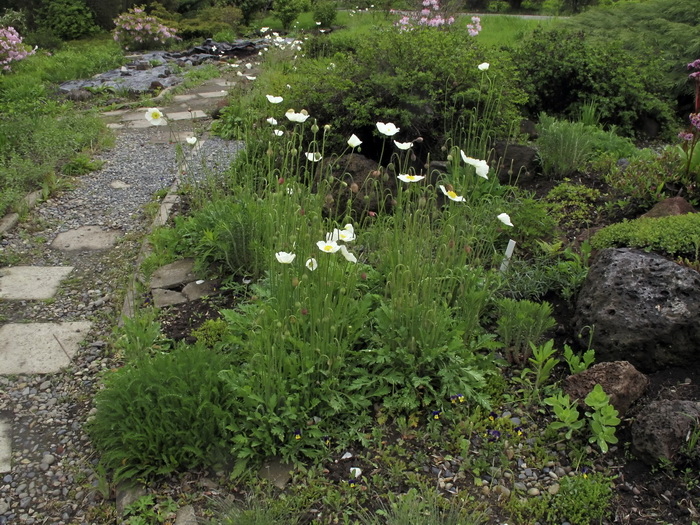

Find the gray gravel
[[0, 123, 243, 523]]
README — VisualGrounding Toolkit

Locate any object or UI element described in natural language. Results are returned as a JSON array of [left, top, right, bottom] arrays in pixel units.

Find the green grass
[[0, 34, 124, 216], [465, 14, 559, 48]]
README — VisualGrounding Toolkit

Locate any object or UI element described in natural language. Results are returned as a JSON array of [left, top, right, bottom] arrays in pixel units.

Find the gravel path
[[0, 75, 243, 522]]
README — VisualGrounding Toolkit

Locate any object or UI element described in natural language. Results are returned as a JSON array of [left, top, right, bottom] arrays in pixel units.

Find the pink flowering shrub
[[392, 0, 464, 31], [0, 26, 35, 72], [678, 59, 700, 180], [112, 6, 179, 51]]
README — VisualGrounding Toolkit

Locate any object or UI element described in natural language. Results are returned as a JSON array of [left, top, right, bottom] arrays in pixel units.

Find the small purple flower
[[485, 429, 501, 442], [679, 131, 695, 141], [431, 410, 441, 420]]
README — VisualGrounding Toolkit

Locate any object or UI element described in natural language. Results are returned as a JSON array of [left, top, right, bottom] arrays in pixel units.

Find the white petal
[[186, 136, 197, 145], [305, 258, 318, 271], [478, 62, 490, 71], [350, 467, 362, 478], [275, 251, 296, 263], [317, 240, 340, 253], [376, 122, 400, 136], [266, 94, 283, 104], [273, 129, 284, 136], [266, 117, 278, 125], [339, 245, 357, 263], [348, 134, 362, 148], [397, 174, 425, 183], [497, 213, 514, 227], [393, 140, 413, 150]]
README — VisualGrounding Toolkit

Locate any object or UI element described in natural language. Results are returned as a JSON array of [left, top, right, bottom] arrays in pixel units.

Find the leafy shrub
[[0, 26, 35, 72], [89, 343, 234, 482], [35, 0, 100, 41], [274, 0, 306, 30], [591, 212, 700, 257], [602, 148, 687, 209], [559, 0, 700, 105], [261, 27, 525, 158], [313, 0, 338, 28], [174, 5, 243, 40], [544, 182, 601, 232], [0, 8, 27, 33], [112, 6, 179, 51], [514, 28, 675, 137]]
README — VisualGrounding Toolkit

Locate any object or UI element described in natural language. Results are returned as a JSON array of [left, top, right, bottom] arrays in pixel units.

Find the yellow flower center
[[323, 245, 332, 252], [447, 191, 457, 199], [407, 175, 416, 181]]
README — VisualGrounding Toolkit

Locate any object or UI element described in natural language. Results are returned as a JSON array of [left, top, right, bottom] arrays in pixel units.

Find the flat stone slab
[[259, 457, 291, 489], [167, 110, 207, 121], [120, 111, 149, 122], [198, 91, 226, 98], [51, 226, 121, 251], [0, 266, 74, 300], [173, 94, 197, 102], [0, 415, 10, 473], [150, 258, 196, 289], [127, 119, 153, 129], [152, 288, 187, 307], [0, 321, 92, 375], [182, 280, 220, 301], [106, 123, 125, 130]]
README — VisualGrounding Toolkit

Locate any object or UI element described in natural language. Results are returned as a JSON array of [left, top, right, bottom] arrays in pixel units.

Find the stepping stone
[[152, 288, 187, 307], [0, 321, 92, 375], [106, 123, 125, 130], [127, 119, 154, 129], [173, 94, 196, 102], [120, 111, 149, 122], [0, 266, 74, 300], [182, 280, 219, 301], [51, 226, 121, 251], [150, 258, 196, 289], [259, 456, 291, 489], [167, 110, 207, 121], [0, 414, 10, 474], [102, 109, 129, 117], [198, 91, 227, 98]]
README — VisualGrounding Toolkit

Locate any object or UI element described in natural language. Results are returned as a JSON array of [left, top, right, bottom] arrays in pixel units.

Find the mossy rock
[[591, 212, 700, 257]]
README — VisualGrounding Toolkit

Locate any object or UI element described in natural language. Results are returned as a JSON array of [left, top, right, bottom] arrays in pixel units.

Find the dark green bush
[[560, 0, 700, 107], [591, 212, 700, 257], [35, 0, 100, 40], [263, 27, 525, 158], [89, 343, 234, 482], [313, 0, 337, 27], [513, 28, 675, 138]]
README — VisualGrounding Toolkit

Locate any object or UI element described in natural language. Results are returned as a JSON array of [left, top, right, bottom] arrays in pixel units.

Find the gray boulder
[[573, 248, 700, 373], [631, 400, 700, 464]]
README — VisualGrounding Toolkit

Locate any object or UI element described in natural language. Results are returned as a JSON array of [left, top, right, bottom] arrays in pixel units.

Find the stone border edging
[[0, 191, 43, 238]]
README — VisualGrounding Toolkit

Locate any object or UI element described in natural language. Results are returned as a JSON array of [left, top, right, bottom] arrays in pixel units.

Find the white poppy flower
[[305, 152, 322, 162], [393, 140, 413, 150], [397, 174, 425, 183], [246, 63, 253, 69], [350, 467, 362, 478], [348, 134, 362, 148], [275, 251, 296, 263], [460, 150, 489, 179], [144, 107, 166, 126], [317, 240, 341, 253], [497, 213, 514, 227], [266, 94, 283, 104], [376, 122, 400, 136], [266, 117, 278, 125], [286, 110, 310, 123], [339, 245, 357, 263], [186, 136, 197, 145], [305, 258, 318, 271], [246, 75, 256, 80], [478, 62, 490, 71], [273, 129, 284, 136], [439, 184, 465, 202]]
